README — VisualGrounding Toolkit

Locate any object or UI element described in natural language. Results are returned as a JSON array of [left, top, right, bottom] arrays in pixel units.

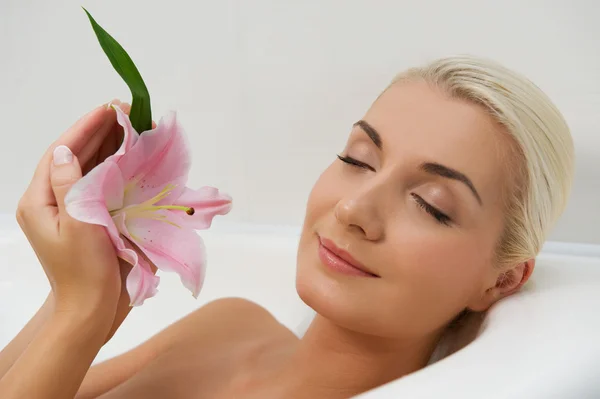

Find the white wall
[[1, 0, 598, 244]]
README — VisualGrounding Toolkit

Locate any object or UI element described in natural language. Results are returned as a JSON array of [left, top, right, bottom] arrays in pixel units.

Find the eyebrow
[[354, 120, 382, 149], [353, 119, 482, 206], [420, 162, 483, 206]]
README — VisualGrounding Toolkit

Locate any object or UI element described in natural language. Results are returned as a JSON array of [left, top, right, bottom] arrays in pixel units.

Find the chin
[[295, 233, 385, 336]]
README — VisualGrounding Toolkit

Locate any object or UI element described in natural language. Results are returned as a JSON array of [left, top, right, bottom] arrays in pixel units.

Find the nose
[[334, 183, 385, 241]]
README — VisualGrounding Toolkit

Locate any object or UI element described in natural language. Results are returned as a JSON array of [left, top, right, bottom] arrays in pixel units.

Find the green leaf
[[83, 7, 152, 133]]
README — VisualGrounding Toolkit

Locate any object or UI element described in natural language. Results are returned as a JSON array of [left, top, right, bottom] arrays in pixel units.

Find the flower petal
[[123, 240, 160, 306], [123, 211, 206, 297], [65, 161, 137, 264], [111, 212, 140, 266], [105, 106, 139, 163], [117, 111, 191, 206], [173, 186, 232, 230], [65, 160, 124, 218]]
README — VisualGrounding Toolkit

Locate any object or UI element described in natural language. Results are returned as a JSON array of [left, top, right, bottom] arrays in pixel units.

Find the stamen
[[164, 220, 181, 228], [140, 184, 177, 207], [152, 205, 191, 212], [110, 184, 190, 229]]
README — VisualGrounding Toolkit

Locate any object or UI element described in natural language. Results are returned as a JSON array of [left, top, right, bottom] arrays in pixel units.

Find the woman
[[0, 55, 574, 398]]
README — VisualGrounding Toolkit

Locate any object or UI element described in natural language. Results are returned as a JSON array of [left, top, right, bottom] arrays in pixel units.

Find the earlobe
[[467, 259, 535, 312], [467, 287, 498, 312]]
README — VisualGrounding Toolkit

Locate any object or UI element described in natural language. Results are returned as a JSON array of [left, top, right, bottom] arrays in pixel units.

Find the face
[[296, 81, 514, 339]]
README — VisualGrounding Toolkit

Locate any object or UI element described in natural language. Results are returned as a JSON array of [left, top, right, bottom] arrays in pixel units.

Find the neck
[[277, 314, 441, 399]]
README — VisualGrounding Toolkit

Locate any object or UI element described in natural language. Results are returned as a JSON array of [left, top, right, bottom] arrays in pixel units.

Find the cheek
[[296, 164, 340, 306], [375, 227, 495, 335], [301, 163, 339, 227], [295, 230, 343, 319]]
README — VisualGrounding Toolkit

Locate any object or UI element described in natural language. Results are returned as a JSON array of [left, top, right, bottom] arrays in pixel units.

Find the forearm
[[105, 259, 135, 342], [0, 263, 135, 380], [0, 304, 114, 399], [0, 292, 54, 379]]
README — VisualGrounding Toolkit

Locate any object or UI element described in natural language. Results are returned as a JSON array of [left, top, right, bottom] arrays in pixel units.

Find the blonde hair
[[388, 55, 574, 266]]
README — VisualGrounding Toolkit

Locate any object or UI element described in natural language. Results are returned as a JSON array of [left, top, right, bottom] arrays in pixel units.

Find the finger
[[99, 102, 132, 162], [33, 103, 115, 183], [25, 102, 119, 208], [82, 102, 157, 173], [49, 145, 83, 231], [82, 102, 127, 173], [76, 105, 122, 166], [82, 119, 124, 175]]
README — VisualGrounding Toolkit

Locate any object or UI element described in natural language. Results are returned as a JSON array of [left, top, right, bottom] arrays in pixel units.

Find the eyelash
[[411, 194, 452, 226], [337, 154, 452, 226], [336, 154, 375, 172]]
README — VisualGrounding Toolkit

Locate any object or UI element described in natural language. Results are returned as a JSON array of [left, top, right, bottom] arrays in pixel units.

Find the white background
[[1, 0, 598, 244]]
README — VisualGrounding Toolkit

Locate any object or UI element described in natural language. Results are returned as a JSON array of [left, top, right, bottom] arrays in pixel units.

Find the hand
[[16, 102, 127, 320], [0, 101, 162, 399]]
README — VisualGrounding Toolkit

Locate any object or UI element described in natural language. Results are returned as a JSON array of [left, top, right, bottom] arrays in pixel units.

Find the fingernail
[[106, 98, 122, 110], [53, 145, 73, 165]]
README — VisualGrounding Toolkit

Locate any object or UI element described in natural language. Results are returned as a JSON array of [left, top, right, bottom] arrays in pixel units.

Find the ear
[[467, 259, 535, 312]]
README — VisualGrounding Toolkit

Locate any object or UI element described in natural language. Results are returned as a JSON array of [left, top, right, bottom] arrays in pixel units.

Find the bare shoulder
[[94, 298, 298, 398], [197, 297, 281, 327], [161, 297, 297, 350], [188, 297, 292, 333]]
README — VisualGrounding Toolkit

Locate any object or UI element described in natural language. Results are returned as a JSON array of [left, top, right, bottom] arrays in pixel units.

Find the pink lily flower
[[64, 106, 232, 306]]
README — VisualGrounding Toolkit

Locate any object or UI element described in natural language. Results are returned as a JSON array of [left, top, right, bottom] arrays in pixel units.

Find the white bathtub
[[1, 215, 600, 398], [0, 217, 312, 363]]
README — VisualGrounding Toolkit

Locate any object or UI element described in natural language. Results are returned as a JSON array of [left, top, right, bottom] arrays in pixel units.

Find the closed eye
[[338, 154, 452, 226], [411, 193, 452, 226], [337, 154, 376, 172]]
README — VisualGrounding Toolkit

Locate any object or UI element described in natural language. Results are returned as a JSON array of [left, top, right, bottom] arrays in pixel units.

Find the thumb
[[51, 145, 82, 221]]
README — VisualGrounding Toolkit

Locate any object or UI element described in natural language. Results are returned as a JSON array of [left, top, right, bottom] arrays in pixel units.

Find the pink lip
[[318, 236, 379, 278]]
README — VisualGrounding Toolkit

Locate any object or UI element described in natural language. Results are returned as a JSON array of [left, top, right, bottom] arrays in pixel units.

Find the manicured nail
[[106, 98, 122, 110], [53, 145, 73, 165]]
